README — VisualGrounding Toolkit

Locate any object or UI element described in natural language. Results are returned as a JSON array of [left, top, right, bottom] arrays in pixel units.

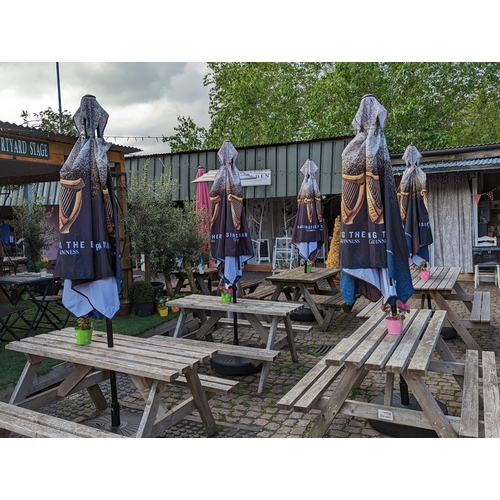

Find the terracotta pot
[[117, 301, 132, 317]]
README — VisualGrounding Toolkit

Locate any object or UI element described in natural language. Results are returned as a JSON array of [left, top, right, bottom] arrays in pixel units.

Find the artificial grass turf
[[0, 300, 179, 391]]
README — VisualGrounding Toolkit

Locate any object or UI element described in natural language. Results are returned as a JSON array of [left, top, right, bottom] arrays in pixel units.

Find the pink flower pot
[[386, 318, 404, 335], [420, 270, 431, 280]]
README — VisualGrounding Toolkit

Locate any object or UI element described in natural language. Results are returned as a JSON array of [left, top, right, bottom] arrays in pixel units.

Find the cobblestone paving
[[18, 278, 500, 438]]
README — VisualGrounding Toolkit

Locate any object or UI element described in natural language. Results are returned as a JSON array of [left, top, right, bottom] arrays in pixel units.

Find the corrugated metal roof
[[392, 157, 500, 175]]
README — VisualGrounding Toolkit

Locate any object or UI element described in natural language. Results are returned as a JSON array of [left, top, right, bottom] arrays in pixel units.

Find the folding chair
[[32, 279, 71, 330], [0, 304, 28, 341]]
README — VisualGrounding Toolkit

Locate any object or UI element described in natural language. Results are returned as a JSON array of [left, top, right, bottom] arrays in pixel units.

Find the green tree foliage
[[21, 107, 77, 135], [122, 165, 179, 284], [166, 62, 500, 153], [162, 116, 206, 152], [10, 196, 56, 270]]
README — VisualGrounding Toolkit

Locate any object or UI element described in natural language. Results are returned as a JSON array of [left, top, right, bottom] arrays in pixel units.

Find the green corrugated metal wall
[[125, 138, 349, 201]]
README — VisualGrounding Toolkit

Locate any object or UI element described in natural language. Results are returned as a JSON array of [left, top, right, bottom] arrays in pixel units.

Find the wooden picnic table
[[4, 329, 235, 438], [167, 294, 304, 393], [411, 266, 483, 351], [357, 267, 486, 352], [278, 308, 500, 438], [171, 267, 220, 296], [266, 266, 343, 330]]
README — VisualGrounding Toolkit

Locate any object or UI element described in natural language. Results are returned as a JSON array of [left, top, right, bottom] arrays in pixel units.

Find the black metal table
[[0, 273, 62, 340]]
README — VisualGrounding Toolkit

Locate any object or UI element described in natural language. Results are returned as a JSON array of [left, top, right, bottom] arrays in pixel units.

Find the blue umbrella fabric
[[340, 94, 414, 306], [291, 159, 327, 264], [397, 144, 433, 266], [209, 140, 254, 287], [55, 94, 121, 320]]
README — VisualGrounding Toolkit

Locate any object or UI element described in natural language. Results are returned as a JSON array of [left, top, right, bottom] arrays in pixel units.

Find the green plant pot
[[75, 328, 93, 345]]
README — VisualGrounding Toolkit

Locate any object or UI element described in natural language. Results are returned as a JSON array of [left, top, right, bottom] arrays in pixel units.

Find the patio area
[[5, 271, 498, 438]]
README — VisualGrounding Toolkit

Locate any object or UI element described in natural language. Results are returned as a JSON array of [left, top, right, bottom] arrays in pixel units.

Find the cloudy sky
[[0, 62, 211, 155]]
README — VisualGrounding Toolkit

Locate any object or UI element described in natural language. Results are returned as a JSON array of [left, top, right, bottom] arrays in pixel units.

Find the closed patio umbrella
[[54, 94, 122, 428], [397, 144, 433, 266], [209, 141, 255, 374], [195, 166, 211, 256], [292, 159, 327, 271], [340, 94, 414, 307]]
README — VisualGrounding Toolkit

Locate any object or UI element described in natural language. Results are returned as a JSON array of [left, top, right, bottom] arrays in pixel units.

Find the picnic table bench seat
[[468, 291, 490, 324], [244, 284, 295, 300], [154, 334, 280, 364], [277, 356, 345, 413], [460, 350, 500, 438], [216, 317, 313, 333], [0, 401, 124, 438]]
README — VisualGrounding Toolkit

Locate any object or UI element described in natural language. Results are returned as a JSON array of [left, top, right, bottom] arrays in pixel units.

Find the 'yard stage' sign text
[[0, 135, 50, 159]]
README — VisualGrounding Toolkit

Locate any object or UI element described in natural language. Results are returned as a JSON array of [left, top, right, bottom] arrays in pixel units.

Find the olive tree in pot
[[127, 280, 156, 317], [161, 200, 211, 295], [122, 164, 179, 285]]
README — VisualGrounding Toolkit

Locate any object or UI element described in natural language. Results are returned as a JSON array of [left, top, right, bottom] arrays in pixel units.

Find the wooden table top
[[266, 266, 340, 284], [323, 309, 447, 376], [411, 266, 461, 292], [6, 329, 219, 383], [166, 293, 304, 316]]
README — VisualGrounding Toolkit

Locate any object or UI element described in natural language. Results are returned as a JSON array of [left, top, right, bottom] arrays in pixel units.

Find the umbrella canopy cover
[[209, 141, 254, 285], [195, 166, 211, 256], [397, 144, 433, 265], [291, 159, 327, 262], [340, 94, 413, 306], [55, 95, 121, 319]]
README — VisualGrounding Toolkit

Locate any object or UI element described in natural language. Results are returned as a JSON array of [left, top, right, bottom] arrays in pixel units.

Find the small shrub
[[127, 281, 155, 304]]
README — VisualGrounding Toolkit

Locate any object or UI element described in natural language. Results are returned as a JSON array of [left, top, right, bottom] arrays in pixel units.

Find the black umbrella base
[[210, 354, 263, 376], [290, 308, 316, 322], [367, 394, 449, 438], [83, 410, 143, 437], [440, 326, 458, 340]]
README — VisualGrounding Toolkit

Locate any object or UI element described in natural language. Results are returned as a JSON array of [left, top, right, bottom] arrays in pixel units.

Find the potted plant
[[414, 260, 430, 280], [34, 257, 50, 277], [75, 316, 93, 345], [380, 300, 410, 335], [127, 280, 156, 317], [117, 297, 132, 317], [156, 295, 169, 317], [220, 284, 233, 303]]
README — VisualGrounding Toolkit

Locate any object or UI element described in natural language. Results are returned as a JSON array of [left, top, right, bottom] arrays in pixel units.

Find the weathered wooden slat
[[356, 299, 383, 319], [459, 350, 479, 438], [482, 351, 500, 438], [407, 310, 447, 376], [0, 401, 124, 438], [153, 335, 280, 362], [216, 317, 312, 333], [385, 310, 429, 374], [324, 311, 386, 366]]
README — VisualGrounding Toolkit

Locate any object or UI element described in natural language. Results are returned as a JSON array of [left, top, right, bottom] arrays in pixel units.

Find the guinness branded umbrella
[[55, 94, 122, 427], [340, 94, 413, 307], [209, 140, 254, 350], [292, 159, 327, 271], [397, 144, 433, 266]]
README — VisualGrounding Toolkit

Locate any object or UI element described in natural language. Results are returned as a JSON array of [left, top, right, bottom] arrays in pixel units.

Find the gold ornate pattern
[[59, 178, 85, 234]]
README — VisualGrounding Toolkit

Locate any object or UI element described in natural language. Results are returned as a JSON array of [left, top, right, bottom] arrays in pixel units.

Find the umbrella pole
[[232, 282, 238, 345], [106, 318, 121, 427]]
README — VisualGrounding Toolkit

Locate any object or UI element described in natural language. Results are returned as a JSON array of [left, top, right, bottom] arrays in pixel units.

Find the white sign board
[[192, 169, 271, 187]]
